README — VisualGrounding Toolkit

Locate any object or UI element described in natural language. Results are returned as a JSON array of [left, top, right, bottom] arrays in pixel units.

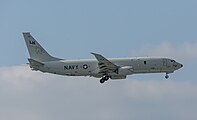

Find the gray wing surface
[[91, 53, 118, 74]]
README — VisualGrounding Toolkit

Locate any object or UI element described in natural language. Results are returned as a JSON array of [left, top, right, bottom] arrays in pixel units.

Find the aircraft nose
[[174, 62, 183, 70], [178, 63, 183, 69]]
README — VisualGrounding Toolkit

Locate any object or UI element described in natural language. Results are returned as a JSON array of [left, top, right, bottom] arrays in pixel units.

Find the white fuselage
[[33, 57, 182, 79]]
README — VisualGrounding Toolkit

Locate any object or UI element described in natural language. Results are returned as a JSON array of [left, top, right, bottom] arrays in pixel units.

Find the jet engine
[[110, 75, 127, 79], [118, 66, 133, 75]]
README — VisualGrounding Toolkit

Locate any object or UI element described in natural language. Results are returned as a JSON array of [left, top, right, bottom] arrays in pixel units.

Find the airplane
[[23, 32, 183, 84]]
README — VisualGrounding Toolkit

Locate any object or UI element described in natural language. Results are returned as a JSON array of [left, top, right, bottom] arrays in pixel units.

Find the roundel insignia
[[83, 64, 88, 69]]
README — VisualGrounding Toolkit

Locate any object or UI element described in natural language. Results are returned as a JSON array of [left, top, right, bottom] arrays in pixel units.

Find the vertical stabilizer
[[23, 32, 61, 62]]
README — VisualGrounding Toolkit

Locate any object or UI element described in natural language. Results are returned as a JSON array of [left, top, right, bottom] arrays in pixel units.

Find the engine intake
[[118, 66, 133, 75]]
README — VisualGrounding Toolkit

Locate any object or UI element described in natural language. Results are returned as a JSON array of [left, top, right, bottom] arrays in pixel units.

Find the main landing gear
[[165, 73, 169, 79], [100, 75, 109, 84]]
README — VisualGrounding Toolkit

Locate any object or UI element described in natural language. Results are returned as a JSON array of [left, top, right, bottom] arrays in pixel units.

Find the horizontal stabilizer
[[28, 58, 44, 67]]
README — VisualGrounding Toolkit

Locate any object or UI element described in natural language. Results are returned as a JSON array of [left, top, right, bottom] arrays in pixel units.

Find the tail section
[[23, 32, 61, 62]]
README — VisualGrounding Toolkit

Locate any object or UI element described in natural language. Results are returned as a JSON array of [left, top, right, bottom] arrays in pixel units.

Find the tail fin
[[23, 32, 61, 62]]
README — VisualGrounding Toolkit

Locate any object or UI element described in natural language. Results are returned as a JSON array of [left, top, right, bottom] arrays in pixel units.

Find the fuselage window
[[144, 61, 146, 64]]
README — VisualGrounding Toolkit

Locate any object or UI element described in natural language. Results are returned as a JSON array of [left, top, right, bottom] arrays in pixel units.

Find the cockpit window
[[170, 60, 175, 62]]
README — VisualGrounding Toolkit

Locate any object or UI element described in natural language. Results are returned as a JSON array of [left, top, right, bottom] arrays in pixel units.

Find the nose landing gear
[[165, 73, 169, 79]]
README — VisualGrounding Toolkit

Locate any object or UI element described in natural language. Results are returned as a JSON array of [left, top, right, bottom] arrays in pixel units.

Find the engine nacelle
[[118, 66, 133, 75], [110, 75, 126, 79]]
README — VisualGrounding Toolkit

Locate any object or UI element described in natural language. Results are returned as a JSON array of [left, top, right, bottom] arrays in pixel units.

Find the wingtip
[[23, 32, 31, 35], [90, 52, 96, 55], [90, 52, 100, 56]]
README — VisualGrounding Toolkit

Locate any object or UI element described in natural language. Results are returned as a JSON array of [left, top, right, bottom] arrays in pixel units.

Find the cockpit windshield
[[170, 60, 175, 62]]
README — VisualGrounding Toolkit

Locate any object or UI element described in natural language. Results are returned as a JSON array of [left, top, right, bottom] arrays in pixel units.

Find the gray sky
[[0, 0, 197, 120]]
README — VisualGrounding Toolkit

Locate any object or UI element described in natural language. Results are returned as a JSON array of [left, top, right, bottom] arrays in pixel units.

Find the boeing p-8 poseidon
[[23, 32, 183, 84]]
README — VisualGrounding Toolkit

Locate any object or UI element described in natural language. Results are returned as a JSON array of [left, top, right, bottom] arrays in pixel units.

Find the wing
[[91, 53, 118, 74]]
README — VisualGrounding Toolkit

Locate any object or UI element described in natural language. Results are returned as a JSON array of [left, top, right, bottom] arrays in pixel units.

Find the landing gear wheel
[[100, 79, 105, 84], [165, 74, 169, 79], [104, 76, 109, 81], [99, 75, 110, 84]]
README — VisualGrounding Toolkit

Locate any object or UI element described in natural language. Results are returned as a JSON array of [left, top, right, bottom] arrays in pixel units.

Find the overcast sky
[[0, 0, 197, 120]]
